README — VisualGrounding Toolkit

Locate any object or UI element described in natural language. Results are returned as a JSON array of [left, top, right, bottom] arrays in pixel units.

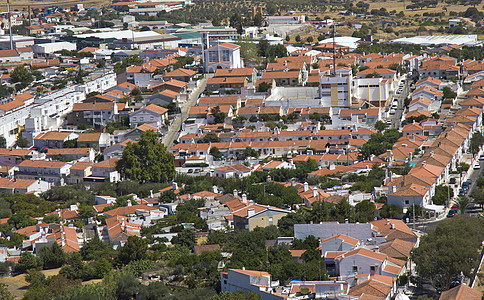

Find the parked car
[[474, 162, 481, 170], [480, 155, 484, 160], [447, 210, 456, 218]]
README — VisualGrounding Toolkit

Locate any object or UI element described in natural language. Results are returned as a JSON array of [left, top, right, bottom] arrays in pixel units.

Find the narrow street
[[389, 76, 410, 129], [162, 76, 208, 148]]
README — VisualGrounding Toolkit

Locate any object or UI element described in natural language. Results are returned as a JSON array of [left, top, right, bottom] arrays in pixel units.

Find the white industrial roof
[[74, 30, 162, 40], [318, 36, 361, 51], [391, 35, 479, 46]]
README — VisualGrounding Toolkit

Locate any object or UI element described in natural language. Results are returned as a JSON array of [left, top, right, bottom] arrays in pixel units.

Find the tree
[[171, 229, 196, 249], [16, 135, 29, 148], [229, 13, 243, 35], [257, 81, 271, 92], [306, 36, 314, 44], [203, 133, 220, 143], [43, 214, 60, 224], [253, 12, 263, 27], [456, 196, 470, 214], [432, 185, 453, 206], [442, 86, 457, 99], [374, 120, 387, 132], [0, 283, 13, 300], [285, 35, 290, 42], [355, 200, 375, 222], [11, 65, 33, 84], [295, 35, 301, 42], [243, 147, 259, 159], [118, 236, 148, 264], [379, 204, 403, 219], [210, 147, 222, 160], [210, 106, 226, 123], [116, 131, 175, 183], [413, 216, 484, 291], [266, 3, 277, 15], [0, 136, 6, 148], [38, 243, 66, 269], [470, 132, 484, 155], [17, 252, 42, 273]]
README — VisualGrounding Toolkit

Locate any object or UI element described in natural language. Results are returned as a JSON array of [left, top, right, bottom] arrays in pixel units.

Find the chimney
[[389, 171, 393, 182], [233, 189, 238, 197], [391, 223, 395, 229], [374, 246, 379, 252], [410, 134, 415, 142], [187, 194, 190, 200], [247, 208, 255, 218], [127, 199, 132, 206], [172, 182, 178, 190], [150, 190, 153, 198], [313, 187, 318, 198], [212, 185, 218, 194], [386, 219, 390, 225], [304, 182, 309, 192], [291, 178, 295, 187], [242, 193, 247, 204], [422, 161, 426, 167], [57, 209, 61, 217], [345, 219, 348, 224], [430, 151, 434, 157]]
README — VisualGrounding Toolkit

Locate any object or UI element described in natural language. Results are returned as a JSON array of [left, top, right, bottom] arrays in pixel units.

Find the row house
[[163, 68, 197, 82], [70, 102, 119, 127], [0, 177, 50, 194], [0, 148, 39, 166], [77, 132, 111, 151], [45, 148, 96, 162], [198, 96, 242, 110], [214, 68, 257, 83], [33, 131, 79, 150], [129, 104, 169, 128], [15, 160, 71, 186], [419, 56, 459, 79], [206, 77, 248, 92], [259, 71, 303, 87]]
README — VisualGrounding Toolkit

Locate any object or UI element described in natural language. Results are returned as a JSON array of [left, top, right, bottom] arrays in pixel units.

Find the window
[[405, 200, 410, 205], [353, 266, 358, 272], [370, 266, 376, 272], [221, 50, 230, 62], [140, 117, 144, 121], [208, 51, 217, 62]]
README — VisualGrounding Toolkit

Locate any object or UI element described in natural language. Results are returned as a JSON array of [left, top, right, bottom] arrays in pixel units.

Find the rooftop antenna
[[7, 0, 13, 49], [332, 22, 336, 77]]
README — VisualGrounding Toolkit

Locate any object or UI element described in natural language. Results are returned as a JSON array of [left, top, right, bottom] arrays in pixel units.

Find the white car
[[390, 109, 396, 115], [396, 89, 402, 94], [474, 163, 481, 170]]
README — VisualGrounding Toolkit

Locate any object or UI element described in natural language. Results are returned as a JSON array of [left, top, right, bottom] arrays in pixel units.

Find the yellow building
[[232, 203, 289, 231]]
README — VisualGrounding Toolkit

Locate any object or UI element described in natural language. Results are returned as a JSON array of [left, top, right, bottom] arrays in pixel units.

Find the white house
[[129, 104, 168, 128], [15, 160, 71, 186], [204, 42, 243, 73]]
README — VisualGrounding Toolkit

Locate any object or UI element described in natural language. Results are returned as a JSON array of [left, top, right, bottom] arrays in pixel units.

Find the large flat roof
[[74, 30, 163, 40], [391, 35, 479, 46]]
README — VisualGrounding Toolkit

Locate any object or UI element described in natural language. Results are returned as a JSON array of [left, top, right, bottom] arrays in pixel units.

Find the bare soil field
[[0, 267, 61, 299], [0, 0, 110, 10]]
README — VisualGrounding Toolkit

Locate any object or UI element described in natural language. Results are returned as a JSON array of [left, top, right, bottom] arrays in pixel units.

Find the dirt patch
[[0, 267, 61, 299]]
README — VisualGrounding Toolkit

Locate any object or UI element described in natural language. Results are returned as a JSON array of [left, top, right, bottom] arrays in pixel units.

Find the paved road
[[389, 77, 410, 129], [162, 77, 207, 148]]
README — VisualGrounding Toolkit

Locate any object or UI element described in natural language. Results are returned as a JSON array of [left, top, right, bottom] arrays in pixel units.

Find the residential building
[[204, 43, 243, 73], [129, 104, 169, 128]]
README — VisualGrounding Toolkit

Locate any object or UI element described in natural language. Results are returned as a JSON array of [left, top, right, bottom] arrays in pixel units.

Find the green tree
[[456, 196, 471, 214], [0, 136, 6, 148], [442, 86, 457, 99], [116, 131, 175, 182], [355, 200, 375, 222], [374, 120, 387, 132], [0, 283, 13, 300], [295, 35, 301, 42], [257, 81, 271, 92], [210, 106, 226, 123], [210, 147, 223, 160], [432, 185, 453, 206], [171, 229, 196, 249], [379, 204, 403, 219], [118, 236, 148, 264], [38, 243, 66, 269], [306, 36, 314, 44], [413, 216, 484, 291], [17, 252, 42, 273], [470, 132, 484, 155], [11, 65, 33, 84], [203, 133, 220, 143], [16, 135, 29, 148], [253, 12, 263, 27]]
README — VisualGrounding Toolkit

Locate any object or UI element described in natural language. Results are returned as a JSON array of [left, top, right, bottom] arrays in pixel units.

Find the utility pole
[[7, 0, 13, 50], [332, 22, 336, 77]]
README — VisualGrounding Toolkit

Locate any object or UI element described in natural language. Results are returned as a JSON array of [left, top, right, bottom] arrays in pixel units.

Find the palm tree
[[456, 196, 471, 215]]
